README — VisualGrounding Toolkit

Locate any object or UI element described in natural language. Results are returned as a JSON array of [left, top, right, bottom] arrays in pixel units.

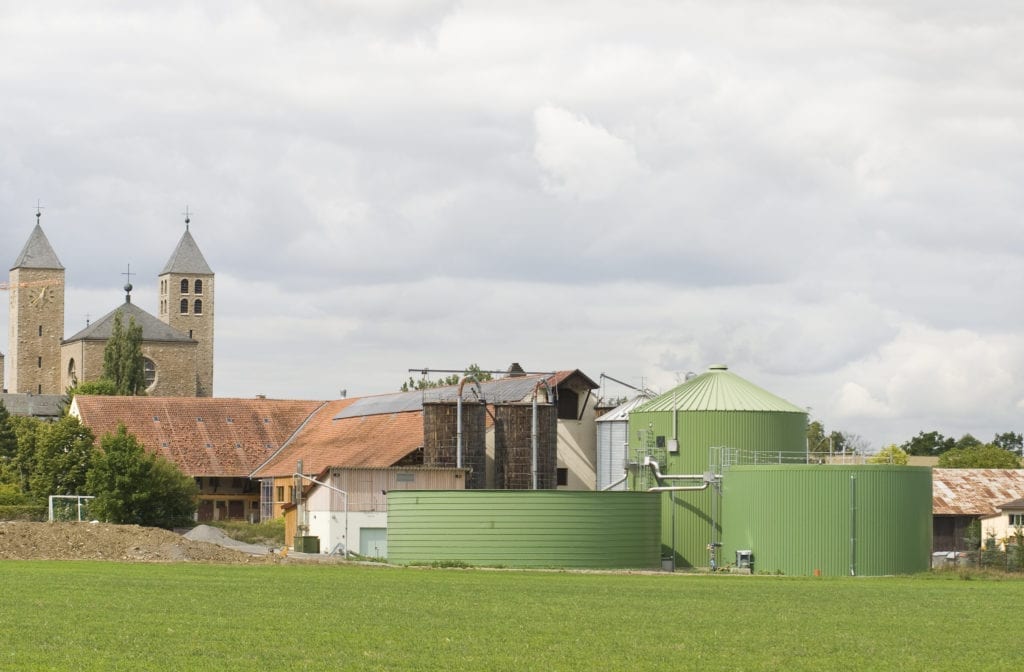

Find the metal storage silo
[[721, 465, 933, 576], [423, 402, 487, 489], [627, 365, 807, 568], [494, 403, 557, 489], [595, 395, 651, 491]]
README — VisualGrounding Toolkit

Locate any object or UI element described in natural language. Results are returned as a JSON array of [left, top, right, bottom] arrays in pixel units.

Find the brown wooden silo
[[422, 401, 486, 489], [493, 403, 557, 489]]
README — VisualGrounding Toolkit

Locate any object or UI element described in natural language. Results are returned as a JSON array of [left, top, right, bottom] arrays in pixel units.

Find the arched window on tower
[[143, 357, 156, 391], [68, 358, 77, 387], [180, 279, 189, 294], [194, 279, 203, 295], [194, 299, 203, 315], [180, 299, 189, 314]]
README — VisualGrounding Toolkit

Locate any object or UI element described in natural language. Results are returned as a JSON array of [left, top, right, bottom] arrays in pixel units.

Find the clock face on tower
[[29, 286, 52, 308]]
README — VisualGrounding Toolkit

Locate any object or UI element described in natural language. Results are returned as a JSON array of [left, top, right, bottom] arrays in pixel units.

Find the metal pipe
[[849, 474, 857, 576], [293, 472, 349, 560], [530, 380, 552, 490], [643, 457, 713, 483], [601, 474, 628, 491], [647, 483, 710, 493]]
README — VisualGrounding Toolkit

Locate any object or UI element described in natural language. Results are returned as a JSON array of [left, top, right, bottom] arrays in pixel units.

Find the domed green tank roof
[[635, 365, 805, 413]]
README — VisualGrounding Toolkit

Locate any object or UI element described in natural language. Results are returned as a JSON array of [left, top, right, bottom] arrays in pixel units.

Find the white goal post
[[48, 495, 96, 522]]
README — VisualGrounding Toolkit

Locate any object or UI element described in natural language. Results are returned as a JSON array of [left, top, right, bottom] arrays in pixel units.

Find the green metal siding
[[628, 408, 807, 567], [721, 465, 933, 576], [387, 490, 661, 569]]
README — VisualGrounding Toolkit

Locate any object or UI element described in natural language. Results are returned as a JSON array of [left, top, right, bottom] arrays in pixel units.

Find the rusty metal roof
[[932, 469, 1024, 516]]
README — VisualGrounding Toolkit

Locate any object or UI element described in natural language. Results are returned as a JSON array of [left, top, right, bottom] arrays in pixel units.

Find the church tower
[[158, 217, 214, 396], [8, 215, 65, 394]]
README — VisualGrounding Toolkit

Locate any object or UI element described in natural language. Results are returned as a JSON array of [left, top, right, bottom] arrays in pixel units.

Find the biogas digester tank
[[628, 365, 808, 568]]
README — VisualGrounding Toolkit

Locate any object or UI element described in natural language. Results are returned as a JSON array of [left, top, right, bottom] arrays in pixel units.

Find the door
[[360, 527, 387, 559]]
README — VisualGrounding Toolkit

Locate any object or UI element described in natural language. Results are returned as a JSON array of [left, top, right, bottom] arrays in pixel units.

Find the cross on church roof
[[36, 200, 43, 221], [182, 205, 192, 230], [122, 264, 135, 303]]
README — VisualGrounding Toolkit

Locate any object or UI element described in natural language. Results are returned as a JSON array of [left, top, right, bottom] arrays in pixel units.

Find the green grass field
[[1, 562, 1020, 671]]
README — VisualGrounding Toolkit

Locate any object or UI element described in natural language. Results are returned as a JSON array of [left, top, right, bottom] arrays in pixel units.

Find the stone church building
[[2, 215, 214, 397]]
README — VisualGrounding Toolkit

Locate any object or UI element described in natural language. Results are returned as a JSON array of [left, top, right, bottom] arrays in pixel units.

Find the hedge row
[[0, 505, 48, 521]]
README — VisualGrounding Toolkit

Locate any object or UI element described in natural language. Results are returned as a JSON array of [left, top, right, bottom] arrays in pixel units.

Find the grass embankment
[[1, 563, 1021, 671]]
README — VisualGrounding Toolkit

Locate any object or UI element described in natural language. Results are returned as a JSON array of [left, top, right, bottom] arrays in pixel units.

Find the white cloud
[[533, 105, 643, 200]]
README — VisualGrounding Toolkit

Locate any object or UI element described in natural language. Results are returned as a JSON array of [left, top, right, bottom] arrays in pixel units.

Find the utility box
[[736, 549, 753, 571], [294, 535, 320, 554]]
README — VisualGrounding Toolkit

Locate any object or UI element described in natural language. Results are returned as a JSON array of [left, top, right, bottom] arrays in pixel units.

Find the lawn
[[0, 562, 1020, 671]]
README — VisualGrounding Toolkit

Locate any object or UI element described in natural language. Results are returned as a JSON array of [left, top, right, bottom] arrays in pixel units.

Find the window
[[194, 279, 203, 294], [37, 356, 42, 368], [67, 359, 76, 385], [38, 325, 43, 336], [180, 299, 188, 314], [1010, 513, 1024, 527], [276, 486, 284, 502], [557, 388, 579, 420], [194, 299, 202, 314], [557, 467, 569, 487], [180, 279, 189, 294], [143, 357, 156, 389]]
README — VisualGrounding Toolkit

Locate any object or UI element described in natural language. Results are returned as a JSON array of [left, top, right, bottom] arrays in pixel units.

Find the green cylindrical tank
[[628, 365, 807, 568], [721, 465, 933, 576], [387, 490, 662, 569]]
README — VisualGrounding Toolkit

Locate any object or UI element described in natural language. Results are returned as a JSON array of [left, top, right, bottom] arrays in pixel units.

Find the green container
[[721, 465, 933, 576], [628, 365, 808, 567], [293, 535, 320, 553], [387, 490, 661, 569]]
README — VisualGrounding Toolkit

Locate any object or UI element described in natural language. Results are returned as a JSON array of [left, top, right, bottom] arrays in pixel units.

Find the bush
[[0, 504, 47, 521]]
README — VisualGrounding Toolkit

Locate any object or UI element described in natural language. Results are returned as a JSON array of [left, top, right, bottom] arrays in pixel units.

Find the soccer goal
[[48, 495, 96, 522]]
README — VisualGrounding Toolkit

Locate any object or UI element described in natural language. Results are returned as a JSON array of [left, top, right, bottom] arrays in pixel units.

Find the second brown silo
[[493, 403, 557, 489]]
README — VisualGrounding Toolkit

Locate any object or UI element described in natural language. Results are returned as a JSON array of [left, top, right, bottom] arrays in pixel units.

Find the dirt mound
[[0, 521, 277, 563]]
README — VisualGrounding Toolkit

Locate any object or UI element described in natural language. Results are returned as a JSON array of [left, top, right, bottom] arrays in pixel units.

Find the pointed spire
[[161, 215, 212, 275], [11, 217, 63, 271]]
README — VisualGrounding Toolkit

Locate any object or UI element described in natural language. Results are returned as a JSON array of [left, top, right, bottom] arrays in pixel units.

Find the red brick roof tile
[[73, 396, 324, 477], [251, 399, 424, 478]]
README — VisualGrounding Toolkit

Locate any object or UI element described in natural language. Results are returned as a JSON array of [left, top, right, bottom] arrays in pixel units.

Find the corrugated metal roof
[[932, 469, 1024, 516], [595, 395, 654, 423], [11, 223, 63, 270], [332, 372, 586, 421], [635, 365, 806, 413], [161, 229, 212, 275], [63, 301, 193, 343]]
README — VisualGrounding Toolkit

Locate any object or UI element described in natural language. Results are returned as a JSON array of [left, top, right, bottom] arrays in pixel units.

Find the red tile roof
[[251, 399, 425, 478], [73, 396, 324, 477], [932, 469, 1024, 516]]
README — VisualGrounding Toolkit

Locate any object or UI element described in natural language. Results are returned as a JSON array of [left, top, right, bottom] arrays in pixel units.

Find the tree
[[953, 433, 982, 451], [867, 445, 909, 465], [993, 432, 1023, 457], [401, 363, 494, 392], [102, 311, 146, 395], [85, 424, 197, 528], [6, 416, 44, 494], [62, 378, 119, 414], [937, 444, 1021, 469], [28, 416, 95, 499], [900, 431, 955, 457], [0, 401, 17, 462]]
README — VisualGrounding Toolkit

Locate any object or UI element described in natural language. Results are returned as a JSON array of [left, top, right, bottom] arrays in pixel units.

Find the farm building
[[932, 469, 1024, 551], [71, 395, 323, 522]]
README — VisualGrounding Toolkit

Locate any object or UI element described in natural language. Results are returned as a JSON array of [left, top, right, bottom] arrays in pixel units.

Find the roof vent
[[709, 364, 728, 371]]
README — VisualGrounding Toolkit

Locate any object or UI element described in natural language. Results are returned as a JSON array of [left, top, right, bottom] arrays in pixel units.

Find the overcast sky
[[2, 1, 1022, 450]]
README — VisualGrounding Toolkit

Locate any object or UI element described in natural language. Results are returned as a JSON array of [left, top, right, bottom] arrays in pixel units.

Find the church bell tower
[[158, 213, 214, 397], [8, 213, 65, 395]]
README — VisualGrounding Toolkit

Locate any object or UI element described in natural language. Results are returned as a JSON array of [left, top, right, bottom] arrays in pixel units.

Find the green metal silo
[[627, 365, 807, 568], [721, 465, 932, 576]]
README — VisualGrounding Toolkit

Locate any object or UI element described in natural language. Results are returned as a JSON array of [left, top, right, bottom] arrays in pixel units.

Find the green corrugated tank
[[721, 465, 932, 576], [387, 490, 662, 569], [628, 365, 807, 568]]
